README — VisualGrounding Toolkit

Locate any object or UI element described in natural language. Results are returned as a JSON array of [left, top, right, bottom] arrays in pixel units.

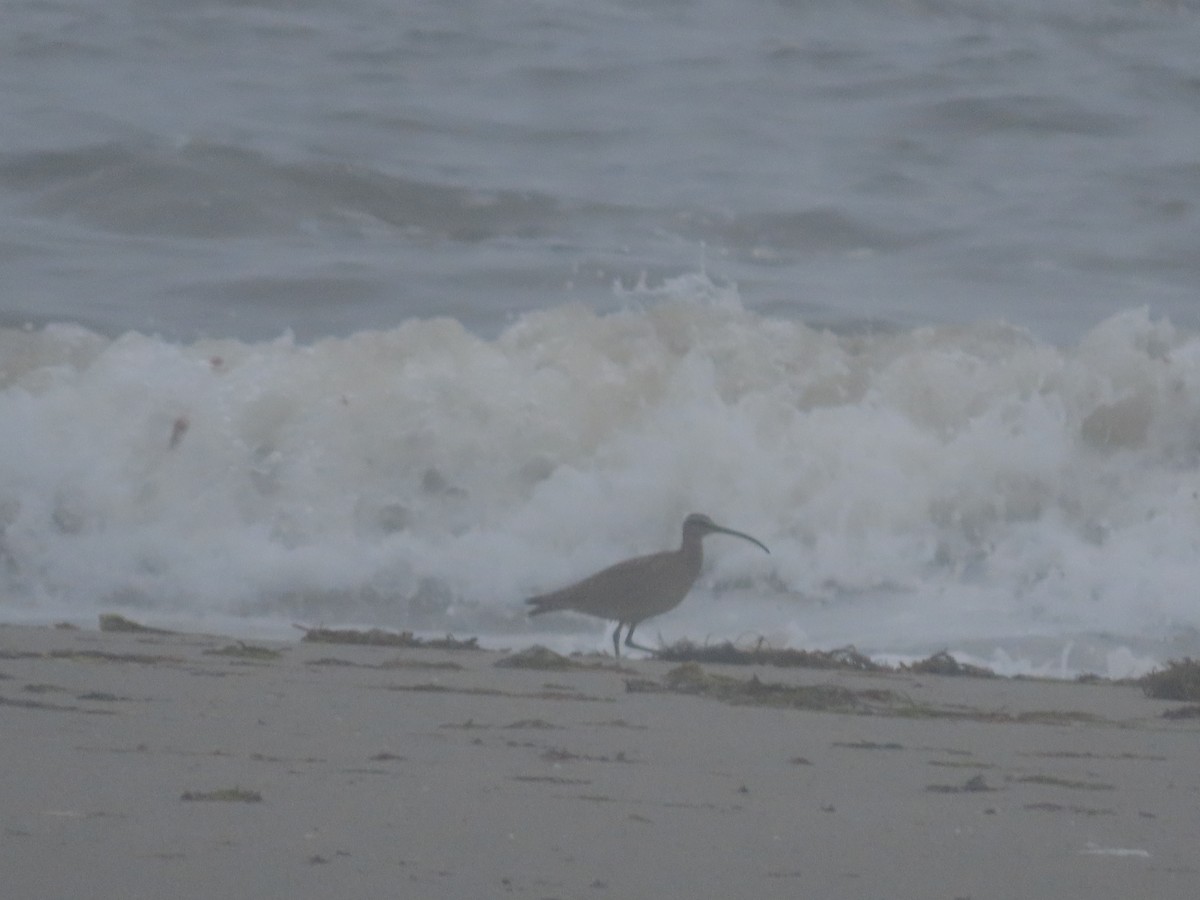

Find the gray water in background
[[2, 0, 1199, 343]]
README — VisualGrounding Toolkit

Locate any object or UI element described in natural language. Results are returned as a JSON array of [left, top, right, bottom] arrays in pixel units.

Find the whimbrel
[[526, 513, 770, 656]]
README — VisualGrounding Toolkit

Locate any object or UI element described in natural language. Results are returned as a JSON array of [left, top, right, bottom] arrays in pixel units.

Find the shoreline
[[2, 622, 1198, 898]]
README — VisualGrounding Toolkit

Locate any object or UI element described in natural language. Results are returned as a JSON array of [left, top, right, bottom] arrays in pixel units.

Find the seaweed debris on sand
[[180, 787, 263, 803], [627, 662, 902, 714], [1139, 658, 1200, 701], [651, 640, 998, 678], [650, 639, 884, 671], [98, 614, 176, 635], [295, 626, 479, 651]]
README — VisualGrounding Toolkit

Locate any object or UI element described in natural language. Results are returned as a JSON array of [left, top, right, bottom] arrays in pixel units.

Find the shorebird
[[526, 513, 770, 656]]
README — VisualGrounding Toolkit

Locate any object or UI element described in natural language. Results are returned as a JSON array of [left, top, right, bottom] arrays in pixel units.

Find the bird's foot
[[624, 639, 659, 655]]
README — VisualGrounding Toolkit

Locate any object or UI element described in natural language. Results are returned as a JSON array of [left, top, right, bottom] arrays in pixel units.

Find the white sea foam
[[2, 278, 1199, 675]]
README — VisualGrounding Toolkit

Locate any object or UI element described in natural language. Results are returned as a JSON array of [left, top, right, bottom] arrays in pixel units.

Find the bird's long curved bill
[[712, 526, 770, 554]]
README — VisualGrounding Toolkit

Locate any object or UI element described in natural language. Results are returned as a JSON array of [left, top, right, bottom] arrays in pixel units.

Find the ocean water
[[2, 0, 1199, 676]]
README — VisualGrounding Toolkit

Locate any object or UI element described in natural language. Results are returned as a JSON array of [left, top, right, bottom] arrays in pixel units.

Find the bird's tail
[[525, 593, 561, 617]]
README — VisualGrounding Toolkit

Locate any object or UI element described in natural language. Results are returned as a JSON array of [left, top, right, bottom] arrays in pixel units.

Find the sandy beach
[[1, 622, 1197, 900]]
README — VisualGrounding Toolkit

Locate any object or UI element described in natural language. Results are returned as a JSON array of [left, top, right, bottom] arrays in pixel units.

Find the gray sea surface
[[3, 0, 1197, 342]]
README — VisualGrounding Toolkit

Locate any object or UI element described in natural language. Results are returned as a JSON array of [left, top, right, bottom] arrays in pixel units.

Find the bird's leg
[[623, 622, 657, 654], [611, 623, 623, 657]]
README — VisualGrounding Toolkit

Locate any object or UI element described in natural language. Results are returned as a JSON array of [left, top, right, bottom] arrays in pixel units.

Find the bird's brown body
[[526, 513, 769, 656]]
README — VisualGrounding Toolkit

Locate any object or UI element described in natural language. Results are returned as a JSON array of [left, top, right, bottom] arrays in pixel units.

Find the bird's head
[[683, 513, 770, 554]]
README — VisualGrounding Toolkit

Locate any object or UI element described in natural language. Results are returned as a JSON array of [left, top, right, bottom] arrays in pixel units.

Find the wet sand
[[1, 623, 1197, 899]]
